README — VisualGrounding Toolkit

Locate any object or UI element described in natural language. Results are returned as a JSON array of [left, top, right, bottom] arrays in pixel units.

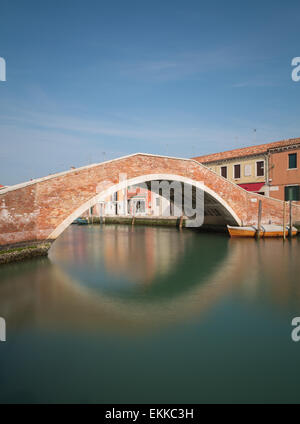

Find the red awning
[[238, 182, 265, 192]]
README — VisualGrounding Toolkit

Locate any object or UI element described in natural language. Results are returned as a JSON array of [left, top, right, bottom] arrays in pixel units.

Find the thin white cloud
[[232, 80, 278, 88], [118, 46, 246, 82], [0, 109, 218, 141]]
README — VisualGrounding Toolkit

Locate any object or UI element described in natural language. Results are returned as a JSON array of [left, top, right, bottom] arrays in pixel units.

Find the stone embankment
[[0, 243, 51, 265]]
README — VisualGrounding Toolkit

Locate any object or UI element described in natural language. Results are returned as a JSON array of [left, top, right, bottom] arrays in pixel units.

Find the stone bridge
[[0, 153, 299, 248]]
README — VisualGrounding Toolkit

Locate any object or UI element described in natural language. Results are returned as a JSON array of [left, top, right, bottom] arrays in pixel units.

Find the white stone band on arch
[[47, 174, 242, 240]]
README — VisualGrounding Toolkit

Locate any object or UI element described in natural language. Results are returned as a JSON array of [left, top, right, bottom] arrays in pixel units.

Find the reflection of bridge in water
[[0, 227, 300, 335]]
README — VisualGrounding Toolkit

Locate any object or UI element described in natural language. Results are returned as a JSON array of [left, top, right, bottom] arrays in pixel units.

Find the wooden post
[[132, 202, 135, 226], [289, 200, 293, 238], [283, 201, 286, 240], [179, 214, 184, 230], [99, 203, 103, 225], [256, 200, 262, 239]]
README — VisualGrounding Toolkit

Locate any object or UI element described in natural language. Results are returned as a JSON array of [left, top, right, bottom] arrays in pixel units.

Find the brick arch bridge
[[0, 153, 299, 248]]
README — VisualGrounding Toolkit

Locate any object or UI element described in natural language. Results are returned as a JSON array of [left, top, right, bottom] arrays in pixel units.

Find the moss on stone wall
[[96, 216, 185, 227], [0, 243, 51, 265]]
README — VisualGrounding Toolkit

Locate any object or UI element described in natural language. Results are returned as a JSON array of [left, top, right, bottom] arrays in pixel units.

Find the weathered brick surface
[[0, 154, 299, 246]]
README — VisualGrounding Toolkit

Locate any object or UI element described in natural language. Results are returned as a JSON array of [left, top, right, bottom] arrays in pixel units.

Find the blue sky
[[0, 0, 300, 184]]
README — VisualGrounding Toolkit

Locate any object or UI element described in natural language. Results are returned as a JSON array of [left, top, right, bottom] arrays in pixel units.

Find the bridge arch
[[1, 153, 297, 248], [48, 173, 242, 241]]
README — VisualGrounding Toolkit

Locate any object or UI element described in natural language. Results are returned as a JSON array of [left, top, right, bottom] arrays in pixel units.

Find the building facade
[[194, 137, 300, 202], [268, 142, 300, 202], [194, 154, 267, 195], [88, 184, 171, 218]]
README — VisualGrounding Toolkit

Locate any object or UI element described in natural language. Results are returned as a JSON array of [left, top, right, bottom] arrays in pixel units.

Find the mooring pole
[[132, 203, 135, 226], [283, 201, 286, 241], [179, 214, 184, 230], [99, 203, 103, 225], [289, 200, 293, 238], [256, 200, 262, 239]]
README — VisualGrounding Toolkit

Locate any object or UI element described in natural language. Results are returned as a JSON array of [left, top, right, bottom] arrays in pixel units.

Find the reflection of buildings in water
[[51, 226, 193, 284], [1, 236, 300, 335], [100, 226, 191, 284], [101, 226, 156, 284], [54, 227, 90, 265], [230, 237, 300, 312]]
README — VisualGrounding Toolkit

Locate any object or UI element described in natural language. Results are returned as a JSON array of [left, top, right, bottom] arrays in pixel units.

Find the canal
[[0, 224, 300, 403]]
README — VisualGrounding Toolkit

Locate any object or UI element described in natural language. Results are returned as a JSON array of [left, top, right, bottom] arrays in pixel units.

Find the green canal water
[[0, 224, 300, 404]]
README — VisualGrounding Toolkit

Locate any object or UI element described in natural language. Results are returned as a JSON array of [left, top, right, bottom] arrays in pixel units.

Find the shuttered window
[[221, 166, 227, 178], [234, 164, 241, 179], [285, 185, 300, 201], [289, 153, 297, 169], [256, 161, 265, 176]]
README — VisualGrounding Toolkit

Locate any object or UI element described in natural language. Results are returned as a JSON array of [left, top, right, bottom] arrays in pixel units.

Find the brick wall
[[269, 147, 300, 203]]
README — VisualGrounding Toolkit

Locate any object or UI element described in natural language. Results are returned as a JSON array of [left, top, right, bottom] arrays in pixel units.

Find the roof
[[193, 137, 300, 164]]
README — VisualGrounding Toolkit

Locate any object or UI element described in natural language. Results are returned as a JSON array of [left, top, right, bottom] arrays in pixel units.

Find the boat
[[227, 225, 298, 238], [227, 225, 257, 238], [72, 217, 89, 225], [261, 225, 298, 238]]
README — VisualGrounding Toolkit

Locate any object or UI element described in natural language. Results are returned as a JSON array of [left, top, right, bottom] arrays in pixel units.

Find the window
[[136, 200, 145, 213], [289, 153, 297, 169], [221, 166, 227, 178], [285, 185, 300, 201], [234, 164, 241, 179], [256, 161, 265, 177]]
